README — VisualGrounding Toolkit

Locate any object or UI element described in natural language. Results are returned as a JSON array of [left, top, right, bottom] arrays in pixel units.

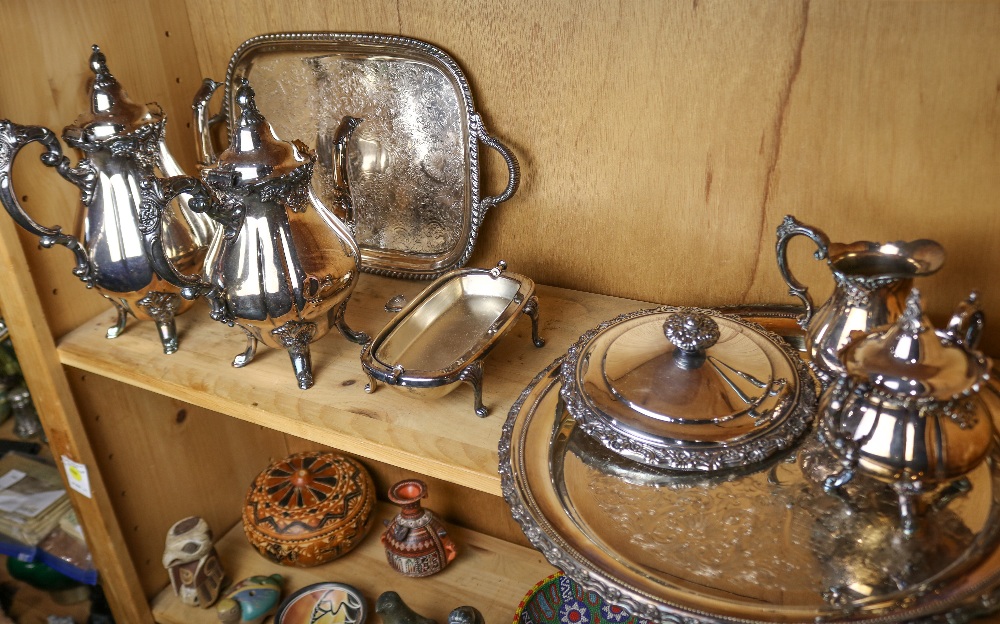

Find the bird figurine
[[375, 592, 439, 624], [216, 574, 283, 624], [375, 592, 485, 624]]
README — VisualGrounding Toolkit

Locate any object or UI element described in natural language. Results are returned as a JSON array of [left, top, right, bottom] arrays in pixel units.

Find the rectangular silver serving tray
[[360, 262, 543, 417], [221, 32, 520, 279]]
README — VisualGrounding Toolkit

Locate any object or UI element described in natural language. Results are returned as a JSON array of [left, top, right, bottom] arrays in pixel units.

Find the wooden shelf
[[150, 503, 555, 624], [56, 274, 649, 495]]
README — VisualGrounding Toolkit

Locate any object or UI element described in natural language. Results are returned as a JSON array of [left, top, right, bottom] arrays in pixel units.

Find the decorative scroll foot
[[232, 326, 258, 368], [932, 477, 972, 512], [332, 301, 369, 345], [103, 295, 129, 339], [364, 374, 377, 394], [459, 360, 487, 417], [271, 320, 317, 390], [523, 295, 545, 348], [136, 292, 182, 354]]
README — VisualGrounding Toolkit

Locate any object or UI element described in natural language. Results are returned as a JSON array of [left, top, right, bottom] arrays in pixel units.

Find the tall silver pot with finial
[[0, 46, 215, 353], [138, 78, 367, 389]]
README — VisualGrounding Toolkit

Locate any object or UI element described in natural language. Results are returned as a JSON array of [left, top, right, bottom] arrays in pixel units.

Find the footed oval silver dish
[[361, 261, 544, 417]]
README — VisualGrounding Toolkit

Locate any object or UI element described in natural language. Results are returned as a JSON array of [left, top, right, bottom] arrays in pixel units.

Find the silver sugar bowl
[[818, 289, 994, 536]]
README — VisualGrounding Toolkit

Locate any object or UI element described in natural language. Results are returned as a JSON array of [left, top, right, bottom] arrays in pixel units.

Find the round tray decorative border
[[500, 353, 1000, 624], [558, 306, 819, 472]]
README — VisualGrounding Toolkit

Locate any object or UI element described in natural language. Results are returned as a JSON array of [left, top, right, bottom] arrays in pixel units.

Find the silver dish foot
[[523, 295, 545, 348], [459, 360, 487, 418]]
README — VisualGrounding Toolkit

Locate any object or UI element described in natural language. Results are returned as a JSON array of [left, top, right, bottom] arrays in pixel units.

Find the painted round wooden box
[[243, 451, 376, 567]]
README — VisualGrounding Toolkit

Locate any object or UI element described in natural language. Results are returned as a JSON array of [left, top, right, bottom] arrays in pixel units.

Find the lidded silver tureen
[[560, 306, 818, 472], [819, 289, 994, 535]]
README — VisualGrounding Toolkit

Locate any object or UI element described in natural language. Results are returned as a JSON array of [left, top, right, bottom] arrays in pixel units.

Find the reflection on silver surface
[[559, 307, 817, 472], [501, 352, 1000, 623], [362, 261, 544, 417], [217, 33, 520, 279], [0, 46, 215, 354]]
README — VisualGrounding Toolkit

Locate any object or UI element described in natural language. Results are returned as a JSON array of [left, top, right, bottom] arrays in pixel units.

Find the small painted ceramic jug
[[381, 479, 457, 577]]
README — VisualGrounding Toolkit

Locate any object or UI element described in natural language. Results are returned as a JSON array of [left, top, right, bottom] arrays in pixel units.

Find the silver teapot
[[776, 215, 945, 381], [818, 289, 992, 536], [0, 46, 215, 354], [139, 79, 367, 389]]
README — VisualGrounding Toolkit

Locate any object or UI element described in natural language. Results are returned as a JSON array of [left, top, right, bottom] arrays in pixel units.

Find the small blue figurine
[[216, 574, 283, 624]]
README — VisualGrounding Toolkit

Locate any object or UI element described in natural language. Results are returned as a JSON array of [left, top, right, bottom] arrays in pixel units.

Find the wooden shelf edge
[[55, 276, 651, 497], [150, 503, 555, 624]]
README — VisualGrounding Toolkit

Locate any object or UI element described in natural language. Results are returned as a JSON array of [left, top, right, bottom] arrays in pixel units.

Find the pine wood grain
[[150, 504, 555, 624], [57, 275, 650, 495]]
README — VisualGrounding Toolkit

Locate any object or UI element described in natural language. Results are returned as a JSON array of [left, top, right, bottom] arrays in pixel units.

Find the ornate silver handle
[[663, 311, 720, 369], [775, 215, 831, 330], [192, 78, 225, 168], [137, 174, 232, 324], [0, 120, 96, 287], [472, 114, 520, 210], [946, 291, 985, 350]]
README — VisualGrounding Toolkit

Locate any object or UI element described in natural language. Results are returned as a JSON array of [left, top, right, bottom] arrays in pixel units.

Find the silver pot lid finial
[[63, 44, 162, 148]]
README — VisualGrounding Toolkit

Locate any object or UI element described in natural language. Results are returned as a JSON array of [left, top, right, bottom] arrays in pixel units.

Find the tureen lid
[[560, 306, 816, 472], [207, 78, 315, 188], [841, 289, 990, 400], [63, 45, 164, 148]]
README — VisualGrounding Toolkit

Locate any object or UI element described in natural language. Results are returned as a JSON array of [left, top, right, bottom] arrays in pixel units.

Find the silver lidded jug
[[139, 79, 367, 389], [0, 46, 215, 353], [775, 215, 945, 381]]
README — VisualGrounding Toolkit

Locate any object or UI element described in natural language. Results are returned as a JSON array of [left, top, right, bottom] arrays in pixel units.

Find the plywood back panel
[[182, 0, 1000, 352]]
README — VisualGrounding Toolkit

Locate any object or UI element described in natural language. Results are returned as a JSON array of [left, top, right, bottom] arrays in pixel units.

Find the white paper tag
[[61, 456, 92, 499], [0, 469, 26, 491]]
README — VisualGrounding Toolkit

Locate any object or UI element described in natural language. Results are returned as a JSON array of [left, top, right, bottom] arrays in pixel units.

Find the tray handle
[[473, 114, 520, 210]]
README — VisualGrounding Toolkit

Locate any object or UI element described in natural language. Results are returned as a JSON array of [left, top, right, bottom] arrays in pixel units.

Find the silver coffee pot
[[139, 79, 367, 389], [776, 215, 945, 381], [0, 46, 215, 353]]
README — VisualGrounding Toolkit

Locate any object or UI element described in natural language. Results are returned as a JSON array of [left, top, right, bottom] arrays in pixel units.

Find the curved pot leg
[[459, 360, 487, 418], [271, 320, 317, 390], [232, 325, 258, 368], [102, 295, 130, 340], [136, 292, 182, 355]]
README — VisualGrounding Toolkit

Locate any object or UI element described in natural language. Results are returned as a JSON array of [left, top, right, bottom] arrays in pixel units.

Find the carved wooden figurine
[[163, 516, 226, 607]]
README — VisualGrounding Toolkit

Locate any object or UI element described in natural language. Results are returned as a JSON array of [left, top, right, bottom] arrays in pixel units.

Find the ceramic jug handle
[[473, 113, 520, 211], [0, 121, 96, 287], [775, 215, 831, 330]]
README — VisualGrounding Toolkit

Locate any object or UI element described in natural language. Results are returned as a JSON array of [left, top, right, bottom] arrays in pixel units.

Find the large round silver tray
[[501, 348, 1000, 623], [221, 32, 519, 280]]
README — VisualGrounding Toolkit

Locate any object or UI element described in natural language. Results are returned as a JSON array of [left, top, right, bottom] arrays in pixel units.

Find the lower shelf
[[150, 504, 555, 624]]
